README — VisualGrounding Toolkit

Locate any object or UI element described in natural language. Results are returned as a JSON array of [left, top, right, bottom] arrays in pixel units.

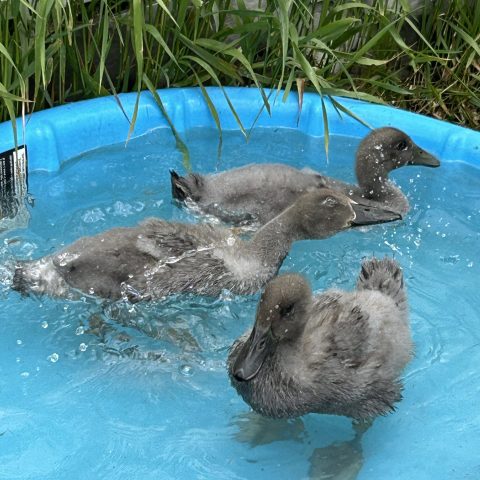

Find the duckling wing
[[310, 294, 370, 369], [307, 291, 407, 418], [133, 218, 240, 297], [331, 305, 370, 369], [331, 301, 406, 418], [50, 219, 234, 299], [191, 164, 327, 226], [51, 226, 156, 299], [136, 218, 221, 259]]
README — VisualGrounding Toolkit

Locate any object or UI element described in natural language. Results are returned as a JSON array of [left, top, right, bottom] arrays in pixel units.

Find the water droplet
[[16, 339, 22, 345], [48, 353, 59, 363], [82, 207, 105, 224], [467, 261, 474, 268], [75, 326, 85, 335], [111, 200, 142, 217], [226, 235, 236, 246], [180, 364, 194, 376], [79, 343, 88, 352], [88, 288, 95, 295], [20, 371, 30, 378], [220, 289, 234, 301]]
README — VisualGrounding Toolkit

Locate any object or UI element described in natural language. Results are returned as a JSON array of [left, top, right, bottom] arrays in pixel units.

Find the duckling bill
[[228, 258, 413, 420], [12, 190, 400, 301]]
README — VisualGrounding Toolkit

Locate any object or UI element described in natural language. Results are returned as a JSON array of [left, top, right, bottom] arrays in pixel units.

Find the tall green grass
[[1, 0, 479, 145]]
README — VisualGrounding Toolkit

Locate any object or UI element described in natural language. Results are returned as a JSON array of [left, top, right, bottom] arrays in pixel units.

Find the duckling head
[[288, 189, 402, 240], [232, 273, 312, 382], [355, 127, 440, 195]]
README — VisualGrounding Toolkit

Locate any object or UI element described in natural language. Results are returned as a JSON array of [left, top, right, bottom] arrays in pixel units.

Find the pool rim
[[0, 87, 478, 172]]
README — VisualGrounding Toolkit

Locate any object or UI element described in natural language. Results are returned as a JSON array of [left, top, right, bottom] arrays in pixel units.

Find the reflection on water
[[232, 412, 307, 446], [309, 421, 370, 480], [0, 127, 479, 479], [309, 440, 363, 480], [231, 412, 368, 480], [229, 408, 374, 480]]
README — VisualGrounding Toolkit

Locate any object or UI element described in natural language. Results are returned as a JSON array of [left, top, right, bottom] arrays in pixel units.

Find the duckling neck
[[355, 156, 391, 199], [250, 213, 301, 268]]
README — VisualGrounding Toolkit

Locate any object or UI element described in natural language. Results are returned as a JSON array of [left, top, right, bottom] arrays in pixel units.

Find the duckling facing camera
[[11, 190, 400, 301], [171, 127, 439, 227], [228, 258, 413, 420]]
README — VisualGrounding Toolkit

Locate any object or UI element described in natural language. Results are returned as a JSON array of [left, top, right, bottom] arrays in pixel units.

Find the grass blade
[[143, 73, 190, 170]]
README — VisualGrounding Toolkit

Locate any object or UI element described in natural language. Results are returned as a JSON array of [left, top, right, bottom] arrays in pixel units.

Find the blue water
[[1, 127, 479, 479]]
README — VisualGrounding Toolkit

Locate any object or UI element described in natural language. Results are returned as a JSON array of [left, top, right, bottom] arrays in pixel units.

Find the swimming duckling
[[228, 257, 412, 420], [11, 190, 400, 301], [171, 127, 439, 227]]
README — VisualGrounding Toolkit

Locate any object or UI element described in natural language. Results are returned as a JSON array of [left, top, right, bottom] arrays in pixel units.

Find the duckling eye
[[395, 139, 408, 151], [279, 303, 294, 317], [258, 338, 267, 351]]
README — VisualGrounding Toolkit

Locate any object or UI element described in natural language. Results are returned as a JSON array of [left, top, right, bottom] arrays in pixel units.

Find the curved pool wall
[[0, 87, 479, 172]]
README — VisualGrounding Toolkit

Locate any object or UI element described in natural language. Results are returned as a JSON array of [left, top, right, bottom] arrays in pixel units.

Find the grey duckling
[[11, 190, 400, 301], [171, 127, 439, 227], [228, 257, 412, 420]]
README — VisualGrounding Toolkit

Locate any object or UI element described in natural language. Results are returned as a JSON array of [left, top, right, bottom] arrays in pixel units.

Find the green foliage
[[0, 0, 479, 136]]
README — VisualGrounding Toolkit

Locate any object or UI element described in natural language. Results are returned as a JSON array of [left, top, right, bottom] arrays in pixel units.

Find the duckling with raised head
[[171, 127, 439, 227], [228, 257, 412, 420], [11, 190, 400, 301]]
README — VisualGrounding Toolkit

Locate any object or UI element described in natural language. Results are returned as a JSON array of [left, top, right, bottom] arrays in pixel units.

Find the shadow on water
[[69, 293, 255, 369], [231, 411, 307, 446], [81, 304, 204, 362], [231, 411, 369, 480], [308, 421, 369, 480], [308, 436, 363, 480]]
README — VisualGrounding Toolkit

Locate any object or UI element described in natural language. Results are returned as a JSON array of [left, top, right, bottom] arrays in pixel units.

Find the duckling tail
[[11, 264, 31, 296], [356, 257, 406, 309], [170, 170, 203, 202]]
